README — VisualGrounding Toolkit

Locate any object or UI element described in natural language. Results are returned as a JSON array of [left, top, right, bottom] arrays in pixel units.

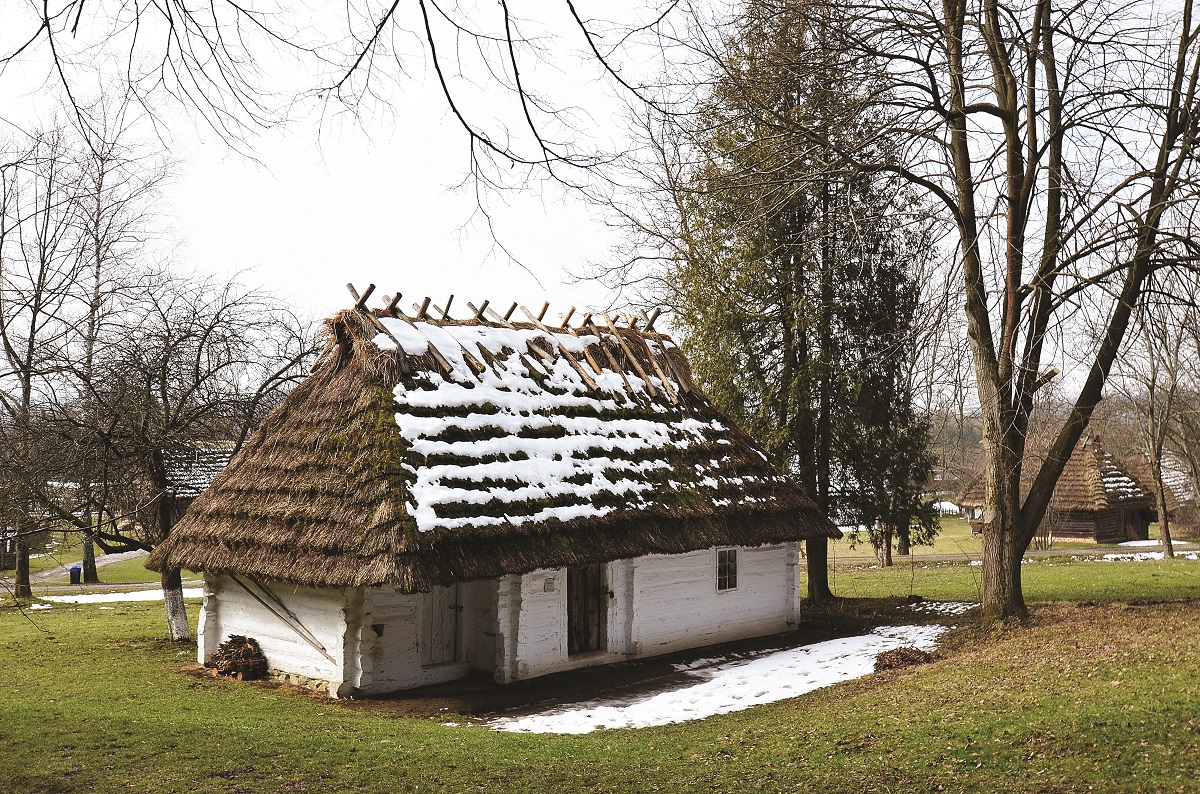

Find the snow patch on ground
[[907, 601, 977, 616], [489, 624, 947, 734], [1100, 551, 1200, 563], [39, 588, 204, 604], [27, 603, 52, 610]]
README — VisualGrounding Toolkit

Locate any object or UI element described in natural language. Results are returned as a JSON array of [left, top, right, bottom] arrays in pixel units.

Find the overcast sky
[[170, 98, 622, 324], [1, 2, 663, 325]]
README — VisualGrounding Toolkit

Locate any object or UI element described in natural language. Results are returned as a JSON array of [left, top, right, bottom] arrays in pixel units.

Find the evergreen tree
[[657, 0, 937, 582]]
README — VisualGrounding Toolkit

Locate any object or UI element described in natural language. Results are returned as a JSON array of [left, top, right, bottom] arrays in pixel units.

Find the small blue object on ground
[[69, 566, 82, 585]]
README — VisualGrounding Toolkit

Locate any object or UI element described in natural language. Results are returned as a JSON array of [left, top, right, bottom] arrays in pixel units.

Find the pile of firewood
[[206, 635, 269, 680], [874, 646, 936, 672]]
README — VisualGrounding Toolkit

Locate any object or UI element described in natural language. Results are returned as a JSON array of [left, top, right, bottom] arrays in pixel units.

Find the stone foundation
[[269, 669, 331, 694]]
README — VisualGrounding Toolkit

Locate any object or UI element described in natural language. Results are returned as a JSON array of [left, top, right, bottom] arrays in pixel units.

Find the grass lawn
[[3, 556, 1200, 793], [36, 554, 197, 587], [830, 516, 1106, 560], [24, 530, 84, 576]]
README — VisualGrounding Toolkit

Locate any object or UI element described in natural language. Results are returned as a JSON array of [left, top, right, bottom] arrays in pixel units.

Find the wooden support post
[[503, 302, 519, 321], [536, 301, 550, 322], [484, 307, 518, 329], [387, 293, 403, 316], [415, 297, 431, 320], [470, 299, 491, 321], [441, 295, 455, 319], [559, 306, 576, 328], [634, 330, 678, 404], [587, 317, 635, 398], [355, 284, 376, 311]]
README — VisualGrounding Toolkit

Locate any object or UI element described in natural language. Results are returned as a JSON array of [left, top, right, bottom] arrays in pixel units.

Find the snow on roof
[[149, 303, 837, 591]]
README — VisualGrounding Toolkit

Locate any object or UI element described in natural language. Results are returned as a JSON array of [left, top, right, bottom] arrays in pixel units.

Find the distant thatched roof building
[[149, 304, 837, 592], [959, 434, 1154, 542]]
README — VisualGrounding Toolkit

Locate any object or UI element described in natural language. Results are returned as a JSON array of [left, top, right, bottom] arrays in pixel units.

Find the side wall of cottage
[[198, 575, 350, 694]]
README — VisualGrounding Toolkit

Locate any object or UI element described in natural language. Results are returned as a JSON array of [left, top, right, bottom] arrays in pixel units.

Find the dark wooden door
[[426, 584, 460, 664], [567, 563, 607, 655]]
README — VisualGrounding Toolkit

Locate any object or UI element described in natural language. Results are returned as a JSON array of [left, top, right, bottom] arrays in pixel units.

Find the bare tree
[[2, 2, 682, 188], [0, 124, 87, 598], [83, 276, 316, 639]]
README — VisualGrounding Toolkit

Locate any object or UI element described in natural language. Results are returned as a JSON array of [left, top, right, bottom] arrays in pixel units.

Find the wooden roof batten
[[343, 283, 681, 403]]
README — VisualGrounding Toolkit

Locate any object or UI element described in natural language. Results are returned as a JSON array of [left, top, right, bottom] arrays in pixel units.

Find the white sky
[[0, 2, 658, 325], [170, 102, 622, 322]]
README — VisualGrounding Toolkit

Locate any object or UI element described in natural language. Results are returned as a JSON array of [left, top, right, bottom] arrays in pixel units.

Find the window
[[716, 547, 738, 591]]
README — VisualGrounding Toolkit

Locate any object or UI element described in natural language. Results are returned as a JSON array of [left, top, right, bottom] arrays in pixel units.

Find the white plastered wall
[[496, 544, 797, 683], [199, 574, 350, 693], [627, 544, 795, 658], [348, 579, 498, 696]]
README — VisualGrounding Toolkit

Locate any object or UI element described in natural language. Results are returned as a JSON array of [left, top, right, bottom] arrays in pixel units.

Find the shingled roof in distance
[[148, 298, 839, 592], [958, 434, 1154, 512]]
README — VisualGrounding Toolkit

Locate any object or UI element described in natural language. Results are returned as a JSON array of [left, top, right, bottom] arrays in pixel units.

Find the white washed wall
[[350, 580, 498, 695], [200, 575, 348, 689], [504, 565, 633, 681], [500, 545, 795, 682], [629, 545, 794, 657]]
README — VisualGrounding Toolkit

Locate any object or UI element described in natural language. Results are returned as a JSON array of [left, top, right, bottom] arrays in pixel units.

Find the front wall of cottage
[[349, 580, 499, 695], [199, 575, 349, 693], [500, 543, 798, 683], [629, 544, 795, 657]]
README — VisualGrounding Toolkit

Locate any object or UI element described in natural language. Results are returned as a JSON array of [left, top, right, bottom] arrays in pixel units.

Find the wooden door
[[568, 563, 607, 655], [426, 584, 460, 665]]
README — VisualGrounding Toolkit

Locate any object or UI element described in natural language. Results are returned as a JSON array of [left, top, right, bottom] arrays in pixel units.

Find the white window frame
[[715, 546, 739, 592]]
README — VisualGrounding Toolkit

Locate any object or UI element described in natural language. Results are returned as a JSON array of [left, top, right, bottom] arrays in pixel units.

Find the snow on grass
[[1099, 551, 1200, 563], [489, 625, 947, 734], [39, 588, 203, 604], [906, 601, 977, 616]]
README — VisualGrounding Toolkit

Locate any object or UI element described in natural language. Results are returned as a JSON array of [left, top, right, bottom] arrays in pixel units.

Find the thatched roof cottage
[[959, 434, 1155, 543], [149, 300, 838, 696]]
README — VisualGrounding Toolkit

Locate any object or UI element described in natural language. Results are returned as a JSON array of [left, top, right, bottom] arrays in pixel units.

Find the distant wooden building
[[1119, 452, 1200, 539], [149, 302, 838, 697], [959, 435, 1155, 543]]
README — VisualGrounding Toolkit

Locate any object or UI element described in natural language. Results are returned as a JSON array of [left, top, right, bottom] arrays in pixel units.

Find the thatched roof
[[164, 446, 234, 498], [148, 305, 838, 591], [958, 435, 1154, 512]]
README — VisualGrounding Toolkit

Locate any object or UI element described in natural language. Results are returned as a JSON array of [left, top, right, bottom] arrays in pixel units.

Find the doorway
[[567, 563, 607, 655], [426, 584, 461, 665]]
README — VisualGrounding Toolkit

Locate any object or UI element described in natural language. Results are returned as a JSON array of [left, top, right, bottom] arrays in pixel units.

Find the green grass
[[831, 516, 1106, 560], [822, 553, 1200, 603], [37, 553, 197, 586], [3, 556, 1200, 792], [24, 530, 84, 575]]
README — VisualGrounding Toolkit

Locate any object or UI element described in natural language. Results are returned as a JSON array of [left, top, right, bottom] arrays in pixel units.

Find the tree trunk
[[980, 516, 1028, 621], [806, 538, 833, 601], [1155, 484, 1175, 559], [162, 568, 191, 641], [13, 536, 31, 599], [897, 529, 910, 557], [876, 522, 893, 567], [81, 517, 99, 584], [980, 441, 1030, 621]]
